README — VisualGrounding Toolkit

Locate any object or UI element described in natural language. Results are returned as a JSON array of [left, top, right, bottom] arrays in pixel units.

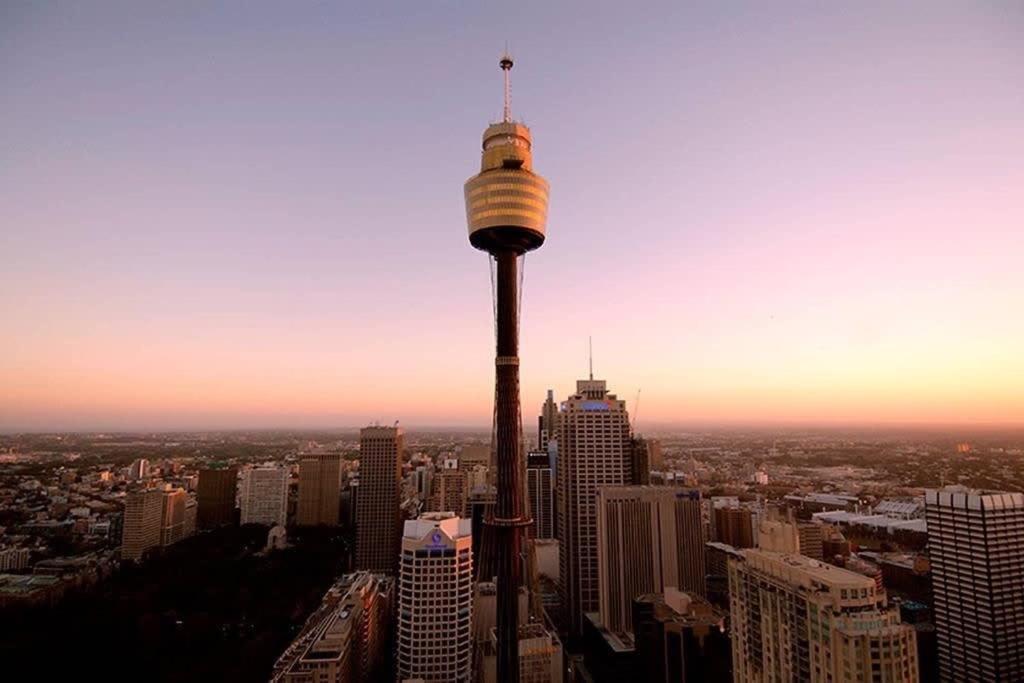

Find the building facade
[[729, 549, 918, 682], [271, 571, 394, 682], [355, 426, 403, 574], [196, 467, 237, 530], [160, 487, 188, 546], [558, 378, 632, 638], [297, 453, 343, 527], [240, 465, 289, 526], [122, 489, 163, 561], [527, 450, 554, 540], [633, 589, 731, 683], [925, 488, 1024, 681], [396, 512, 473, 683], [597, 486, 705, 637], [427, 458, 467, 515]]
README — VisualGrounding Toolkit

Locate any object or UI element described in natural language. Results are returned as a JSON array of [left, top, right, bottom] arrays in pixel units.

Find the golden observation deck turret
[[464, 54, 550, 254]]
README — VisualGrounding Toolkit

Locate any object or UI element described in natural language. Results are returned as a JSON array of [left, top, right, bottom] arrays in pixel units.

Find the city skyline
[[4, 2, 1024, 431]]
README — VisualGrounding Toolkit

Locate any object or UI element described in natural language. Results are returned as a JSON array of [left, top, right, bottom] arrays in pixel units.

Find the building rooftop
[[0, 573, 61, 595], [403, 512, 472, 540]]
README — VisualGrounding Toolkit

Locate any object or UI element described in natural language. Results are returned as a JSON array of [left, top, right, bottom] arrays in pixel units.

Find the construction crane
[[631, 388, 641, 434]]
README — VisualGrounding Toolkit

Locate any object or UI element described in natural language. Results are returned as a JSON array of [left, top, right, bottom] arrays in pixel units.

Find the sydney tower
[[464, 53, 549, 682]]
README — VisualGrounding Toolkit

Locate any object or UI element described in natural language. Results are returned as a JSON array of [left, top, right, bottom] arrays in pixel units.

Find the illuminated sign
[[427, 529, 446, 549], [581, 400, 610, 411]]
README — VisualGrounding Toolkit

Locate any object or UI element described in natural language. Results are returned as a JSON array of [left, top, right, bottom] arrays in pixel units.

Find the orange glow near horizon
[[2, 4, 1023, 430]]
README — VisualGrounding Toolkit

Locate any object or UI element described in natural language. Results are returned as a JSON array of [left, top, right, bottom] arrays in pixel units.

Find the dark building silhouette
[[196, 467, 237, 530], [633, 591, 731, 683]]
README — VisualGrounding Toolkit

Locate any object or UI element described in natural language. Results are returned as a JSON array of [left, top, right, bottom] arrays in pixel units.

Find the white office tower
[[926, 488, 1024, 681], [397, 512, 473, 683], [240, 465, 289, 526], [557, 377, 632, 637]]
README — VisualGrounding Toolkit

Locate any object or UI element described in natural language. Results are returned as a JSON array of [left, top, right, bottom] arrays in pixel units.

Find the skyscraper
[[355, 426, 403, 574], [240, 464, 289, 526], [396, 512, 474, 683], [526, 450, 554, 540], [196, 466, 237, 530], [557, 377, 632, 638], [297, 453, 342, 527], [925, 488, 1024, 681], [539, 389, 559, 450], [596, 486, 705, 637], [427, 457, 468, 515], [160, 487, 188, 546], [711, 501, 755, 549], [629, 437, 661, 486], [464, 52, 550, 682], [729, 549, 918, 682], [122, 489, 163, 562]]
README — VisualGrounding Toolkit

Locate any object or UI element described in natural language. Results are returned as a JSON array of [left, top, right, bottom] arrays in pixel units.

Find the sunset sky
[[2, 2, 1022, 431]]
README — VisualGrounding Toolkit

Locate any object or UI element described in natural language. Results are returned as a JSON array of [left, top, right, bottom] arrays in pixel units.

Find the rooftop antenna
[[500, 47, 513, 122], [588, 336, 593, 380]]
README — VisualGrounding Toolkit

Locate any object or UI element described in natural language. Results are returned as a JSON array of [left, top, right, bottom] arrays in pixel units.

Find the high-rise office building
[[557, 377, 632, 638], [797, 521, 824, 561], [196, 466, 237, 530], [355, 426, 403, 574], [160, 487, 188, 546], [596, 486, 705, 637], [539, 389, 560, 450], [458, 444, 491, 470], [240, 464, 289, 526], [129, 458, 150, 480], [396, 512, 473, 683], [629, 438, 662, 486], [297, 453, 342, 527], [526, 451, 554, 540], [712, 504, 755, 548], [270, 571, 394, 683], [122, 489, 163, 561], [427, 457, 467, 515], [467, 484, 497, 578], [633, 589, 731, 683], [925, 488, 1024, 681], [730, 549, 918, 682]]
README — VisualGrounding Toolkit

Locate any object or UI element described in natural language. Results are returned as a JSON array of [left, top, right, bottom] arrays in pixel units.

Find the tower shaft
[[490, 248, 529, 683]]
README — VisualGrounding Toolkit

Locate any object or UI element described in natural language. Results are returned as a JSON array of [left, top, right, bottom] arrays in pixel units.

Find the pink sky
[[2, 3, 1022, 430]]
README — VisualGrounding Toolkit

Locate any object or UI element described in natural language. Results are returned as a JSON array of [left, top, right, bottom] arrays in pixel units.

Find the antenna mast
[[500, 51, 513, 122], [588, 336, 593, 380]]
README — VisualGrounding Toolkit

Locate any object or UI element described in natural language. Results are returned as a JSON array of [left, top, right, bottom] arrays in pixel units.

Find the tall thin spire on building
[[589, 335, 594, 380], [500, 50, 513, 123]]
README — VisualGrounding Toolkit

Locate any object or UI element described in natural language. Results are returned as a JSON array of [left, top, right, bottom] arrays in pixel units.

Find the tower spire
[[500, 50, 513, 122], [589, 336, 593, 380]]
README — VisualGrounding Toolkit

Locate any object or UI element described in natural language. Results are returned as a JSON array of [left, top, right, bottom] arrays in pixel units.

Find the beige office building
[[396, 512, 473, 683], [271, 571, 394, 682], [298, 452, 343, 527], [240, 464, 289, 526], [557, 377, 632, 637], [355, 426, 403, 574], [426, 458, 467, 515], [122, 489, 163, 561], [730, 549, 918, 682], [160, 487, 189, 546], [597, 486, 705, 637]]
